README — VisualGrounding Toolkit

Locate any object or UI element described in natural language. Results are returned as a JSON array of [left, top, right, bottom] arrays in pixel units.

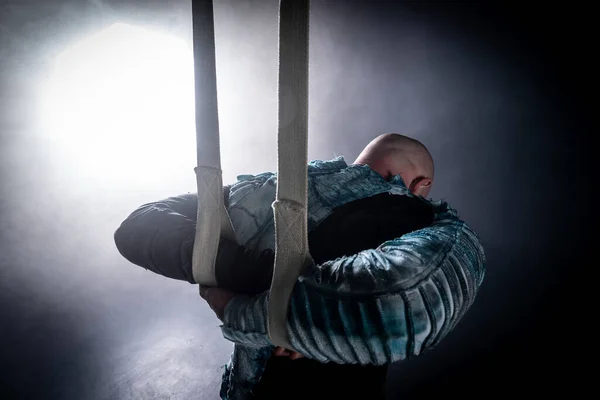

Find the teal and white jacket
[[218, 157, 485, 399]]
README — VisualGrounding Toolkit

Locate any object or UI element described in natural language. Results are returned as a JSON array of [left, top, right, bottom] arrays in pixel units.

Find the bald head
[[354, 133, 435, 197]]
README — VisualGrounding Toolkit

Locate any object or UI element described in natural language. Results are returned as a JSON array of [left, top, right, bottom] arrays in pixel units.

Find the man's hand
[[272, 346, 304, 360], [200, 285, 304, 360], [199, 285, 236, 321]]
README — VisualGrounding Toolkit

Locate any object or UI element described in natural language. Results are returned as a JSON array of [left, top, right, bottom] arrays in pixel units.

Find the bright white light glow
[[41, 23, 198, 186]]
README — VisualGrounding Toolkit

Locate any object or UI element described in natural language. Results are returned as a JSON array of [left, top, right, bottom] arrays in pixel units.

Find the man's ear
[[411, 177, 432, 196]]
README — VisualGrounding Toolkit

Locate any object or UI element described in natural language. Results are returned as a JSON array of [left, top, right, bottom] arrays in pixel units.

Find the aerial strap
[[191, 0, 235, 287], [190, 0, 311, 352], [268, 0, 311, 350]]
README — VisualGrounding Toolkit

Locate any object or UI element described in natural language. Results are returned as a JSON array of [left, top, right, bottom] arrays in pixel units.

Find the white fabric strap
[[191, 0, 236, 286], [268, 0, 311, 350], [190, 1, 310, 350]]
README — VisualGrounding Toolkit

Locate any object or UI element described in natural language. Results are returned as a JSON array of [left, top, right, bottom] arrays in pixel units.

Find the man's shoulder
[[231, 157, 349, 182], [227, 157, 350, 200], [227, 156, 413, 210]]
